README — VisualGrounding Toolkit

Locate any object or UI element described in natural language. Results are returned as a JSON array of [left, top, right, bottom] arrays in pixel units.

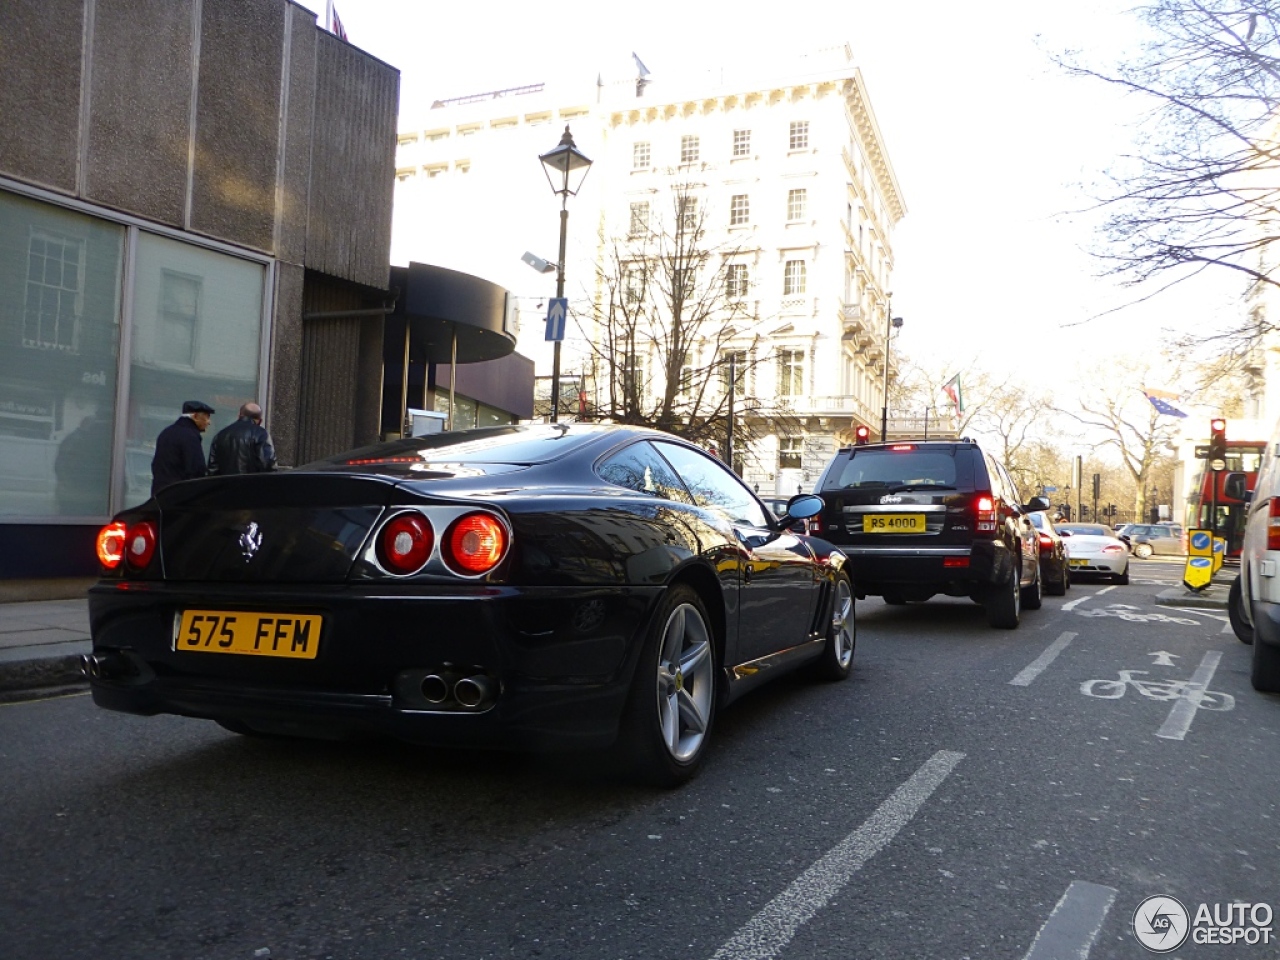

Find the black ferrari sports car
[[85, 423, 854, 786]]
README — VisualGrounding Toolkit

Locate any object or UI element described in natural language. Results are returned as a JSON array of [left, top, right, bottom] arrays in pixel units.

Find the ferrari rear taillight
[[974, 495, 997, 535], [377, 512, 434, 575], [124, 521, 157, 570], [443, 512, 508, 575], [96, 522, 127, 570], [1268, 498, 1280, 551]]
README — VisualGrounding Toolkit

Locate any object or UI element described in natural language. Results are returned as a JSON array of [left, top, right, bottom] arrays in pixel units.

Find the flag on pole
[[1143, 390, 1187, 418], [332, 7, 348, 41], [942, 374, 964, 416]]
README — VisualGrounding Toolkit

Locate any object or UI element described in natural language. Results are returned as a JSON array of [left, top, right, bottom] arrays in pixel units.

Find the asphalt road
[[2, 558, 1275, 960]]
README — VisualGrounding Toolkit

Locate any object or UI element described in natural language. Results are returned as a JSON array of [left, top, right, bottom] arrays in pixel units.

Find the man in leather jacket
[[208, 402, 277, 476]]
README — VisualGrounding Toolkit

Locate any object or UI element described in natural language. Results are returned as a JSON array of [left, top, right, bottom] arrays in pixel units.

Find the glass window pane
[[0, 191, 123, 518], [128, 233, 265, 505], [655, 440, 767, 527]]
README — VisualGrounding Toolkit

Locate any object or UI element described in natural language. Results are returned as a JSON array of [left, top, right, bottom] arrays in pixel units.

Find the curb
[[0, 654, 88, 703], [1154, 587, 1229, 610]]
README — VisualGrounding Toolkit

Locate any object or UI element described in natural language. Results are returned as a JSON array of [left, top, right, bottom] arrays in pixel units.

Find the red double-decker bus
[[1189, 440, 1266, 558]]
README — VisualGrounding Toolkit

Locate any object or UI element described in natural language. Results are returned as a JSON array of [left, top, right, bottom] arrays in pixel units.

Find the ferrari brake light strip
[[708, 750, 964, 960], [1009, 632, 1077, 687]]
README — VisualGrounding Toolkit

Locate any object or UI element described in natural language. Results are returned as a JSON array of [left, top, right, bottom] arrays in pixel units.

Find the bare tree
[[1064, 0, 1280, 326], [583, 181, 796, 454]]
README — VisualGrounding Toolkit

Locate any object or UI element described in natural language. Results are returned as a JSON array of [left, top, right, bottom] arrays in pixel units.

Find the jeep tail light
[[377, 512, 434, 575], [975, 495, 997, 535], [96, 522, 127, 570], [444, 512, 508, 575], [124, 521, 157, 570], [1269, 498, 1280, 551]]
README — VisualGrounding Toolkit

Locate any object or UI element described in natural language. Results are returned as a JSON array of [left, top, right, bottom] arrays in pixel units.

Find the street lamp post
[[879, 294, 904, 440], [538, 126, 593, 422]]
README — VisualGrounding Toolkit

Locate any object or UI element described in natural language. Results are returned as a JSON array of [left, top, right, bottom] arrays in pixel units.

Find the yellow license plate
[[176, 610, 322, 659], [862, 514, 926, 533], [1069, 558, 1089, 567]]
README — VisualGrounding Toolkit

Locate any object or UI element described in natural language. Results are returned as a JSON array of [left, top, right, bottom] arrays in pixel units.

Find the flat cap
[[182, 400, 215, 415]]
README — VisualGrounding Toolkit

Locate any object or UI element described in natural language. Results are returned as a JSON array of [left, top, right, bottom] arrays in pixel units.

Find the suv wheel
[[1229, 575, 1253, 645], [1253, 638, 1280, 693], [986, 563, 1021, 629]]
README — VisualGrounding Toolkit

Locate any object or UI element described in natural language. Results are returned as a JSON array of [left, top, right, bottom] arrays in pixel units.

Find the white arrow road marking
[[1149, 651, 1180, 666], [1021, 881, 1117, 960], [1010, 632, 1077, 687], [709, 750, 964, 960]]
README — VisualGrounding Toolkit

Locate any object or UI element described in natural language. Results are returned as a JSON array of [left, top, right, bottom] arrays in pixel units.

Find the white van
[[1230, 420, 1280, 691]]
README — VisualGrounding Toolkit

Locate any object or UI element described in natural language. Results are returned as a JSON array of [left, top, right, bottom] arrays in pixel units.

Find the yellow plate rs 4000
[[176, 610, 322, 659], [862, 514, 926, 533]]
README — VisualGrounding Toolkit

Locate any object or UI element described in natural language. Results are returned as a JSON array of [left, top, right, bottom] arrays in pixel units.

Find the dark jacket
[[151, 416, 207, 495], [208, 417, 277, 476]]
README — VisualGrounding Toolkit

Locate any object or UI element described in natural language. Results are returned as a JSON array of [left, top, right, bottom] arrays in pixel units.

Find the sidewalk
[[0, 596, 92, 700]]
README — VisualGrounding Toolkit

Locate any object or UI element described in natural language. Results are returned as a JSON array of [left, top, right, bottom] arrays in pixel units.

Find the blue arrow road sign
[[545, 298, 568, 342]]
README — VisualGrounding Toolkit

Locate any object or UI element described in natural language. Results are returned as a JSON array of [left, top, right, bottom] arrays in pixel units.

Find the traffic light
[[1207, 417, 1227, 465], [854, 424, 871, 445]]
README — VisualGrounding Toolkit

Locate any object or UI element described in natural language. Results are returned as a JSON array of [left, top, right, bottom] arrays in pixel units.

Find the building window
[[681, 134, 700, 164], [726, 263, 749, 300], [426, 130, 449, 142], [397, 134, 418, 147], [777, 349, 804, 396], [629, 201, 650, 236], [729, 194, 750, 226], [395, 168, 416, 182], [779, 437, 803, 470], [624, 265, 645, 304], [23, 232, 83, 352], [783, 260, 807, 295], [456, 161, 471, 174], [733, 129, 751, 157], [720, 349, 747, 396], [787, 188, 807, 221], [789, 120, 809, 150], [633, 141, 650, 169], [426, 165, 446, 178], [624, 352, 647, 398], [678, 196, 698, 232], [157, 271, 200, 367]]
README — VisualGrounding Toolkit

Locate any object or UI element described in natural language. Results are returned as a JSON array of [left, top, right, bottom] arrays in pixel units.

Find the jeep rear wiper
[[887, 483, 956, 493]]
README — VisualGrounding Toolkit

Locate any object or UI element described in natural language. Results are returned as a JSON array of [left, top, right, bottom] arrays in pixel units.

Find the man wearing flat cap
[[150, 400, 214, 496]]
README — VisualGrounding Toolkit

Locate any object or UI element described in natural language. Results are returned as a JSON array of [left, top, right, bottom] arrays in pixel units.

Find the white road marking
[[708, 750, 965, 960], [1156, 651, 1226, 741], [1097, 585, 1117, 596], [1222, 621, 1233, 634], [1021, 881, 1117, 960], [1010, 632, 1077, 687], [1061, 594, 1091, 612], [1148, 651, 1179, 666]]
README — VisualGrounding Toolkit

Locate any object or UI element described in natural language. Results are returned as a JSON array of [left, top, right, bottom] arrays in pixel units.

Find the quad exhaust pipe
[[79, 652, 128, 680], [453, 674, 495, 709]]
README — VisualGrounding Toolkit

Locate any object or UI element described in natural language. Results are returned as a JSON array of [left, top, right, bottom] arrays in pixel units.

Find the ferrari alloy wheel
[[622, 584, 717, 786], [812, 572, 855, 680]]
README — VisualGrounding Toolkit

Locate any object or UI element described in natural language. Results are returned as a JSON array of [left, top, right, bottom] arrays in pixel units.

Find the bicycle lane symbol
[[1080, 651, 1234, 740]]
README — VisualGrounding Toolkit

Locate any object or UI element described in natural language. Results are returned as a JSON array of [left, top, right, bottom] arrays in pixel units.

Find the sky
[[295, 0, 1245, 400]]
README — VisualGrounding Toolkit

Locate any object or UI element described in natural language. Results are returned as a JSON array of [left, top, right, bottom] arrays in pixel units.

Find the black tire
[[1064, 566, 1071, 591], [1133, 543, 1153, 560], [1115, 566, 1130, 585], [1021, 563, 1043, 610], [811, 572, 855, 681], [619, 584, 717, 787], [1044, 561, 1067, 597], [1230, 575, 1254, 645], [1253, 638, 1280, 693], [986, 563, 1021, 629]]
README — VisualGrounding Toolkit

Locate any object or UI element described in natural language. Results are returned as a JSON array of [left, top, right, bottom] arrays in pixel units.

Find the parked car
[[1228, 415, 1280, 691], [83, 424, 855, 787], [811, 437, 1048, 628], [1120, 523, 1186, 559], [1057, 523, 1130, 583], [1027, 511, 1070, 595]]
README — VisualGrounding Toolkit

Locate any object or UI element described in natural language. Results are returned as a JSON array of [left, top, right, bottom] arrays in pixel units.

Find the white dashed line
[[708, 750, 965, 960], [1156, 650, 1225, 741], [1021, 881, 1117, 960], [1010, 632, 1077, 687]]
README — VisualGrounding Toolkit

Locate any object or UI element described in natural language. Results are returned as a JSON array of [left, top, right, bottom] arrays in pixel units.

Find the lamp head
[[539, 125, 593, 197]]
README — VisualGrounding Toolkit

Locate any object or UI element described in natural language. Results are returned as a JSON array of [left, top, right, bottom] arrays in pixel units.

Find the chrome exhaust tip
[[79, 653, 94, 678], [454, 674, 495, 709], [420, 672, 458, 705]]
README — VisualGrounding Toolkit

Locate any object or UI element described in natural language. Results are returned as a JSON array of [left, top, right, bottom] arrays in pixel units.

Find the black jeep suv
[[812, 438, 1049, 628]]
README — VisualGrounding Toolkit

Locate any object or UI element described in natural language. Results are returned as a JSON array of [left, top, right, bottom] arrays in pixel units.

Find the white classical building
[[391, 44, 905, 495]]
